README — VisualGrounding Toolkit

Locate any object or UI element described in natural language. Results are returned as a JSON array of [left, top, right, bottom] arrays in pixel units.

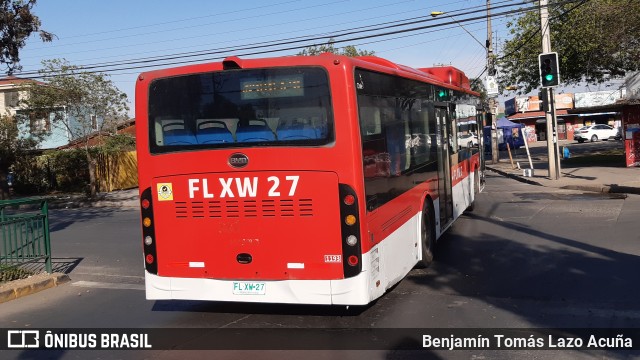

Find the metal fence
[[0, 198, 52, 273]]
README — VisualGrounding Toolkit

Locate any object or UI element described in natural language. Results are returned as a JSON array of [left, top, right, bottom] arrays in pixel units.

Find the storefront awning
[[507, 110, 570, 121]]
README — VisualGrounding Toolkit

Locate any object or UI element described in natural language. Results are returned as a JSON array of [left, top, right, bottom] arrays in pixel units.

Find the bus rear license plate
[[233, 282, 266, 295]]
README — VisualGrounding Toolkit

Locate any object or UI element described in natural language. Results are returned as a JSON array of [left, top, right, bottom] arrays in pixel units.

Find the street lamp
[[430, 11, 486, 50], [432, 8, 499, 164]]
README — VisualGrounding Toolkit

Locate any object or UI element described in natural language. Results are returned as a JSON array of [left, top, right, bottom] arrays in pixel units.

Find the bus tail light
[[140, 188, 158, 274], [343, 194, 355, 206], [339, 184, 361, 278], [345, 215, 357, 226]]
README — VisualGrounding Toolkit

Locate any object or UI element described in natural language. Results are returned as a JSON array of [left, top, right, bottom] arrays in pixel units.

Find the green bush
[[45, 149, 91, 192], [12, 149, 90, 194]]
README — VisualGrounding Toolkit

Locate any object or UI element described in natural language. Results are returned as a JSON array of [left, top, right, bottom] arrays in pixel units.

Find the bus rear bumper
[[145, 271, 371, 305]]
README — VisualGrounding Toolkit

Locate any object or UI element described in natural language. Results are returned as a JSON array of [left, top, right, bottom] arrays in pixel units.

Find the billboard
[[574, 90, 626, 108]]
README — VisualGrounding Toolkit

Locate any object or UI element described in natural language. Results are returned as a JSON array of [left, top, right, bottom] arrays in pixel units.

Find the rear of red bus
[[135, 56, 371, 305]]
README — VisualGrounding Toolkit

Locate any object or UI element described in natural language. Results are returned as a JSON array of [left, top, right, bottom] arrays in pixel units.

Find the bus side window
[[410, 107, 431, 164], [359, 106, 381, 136]]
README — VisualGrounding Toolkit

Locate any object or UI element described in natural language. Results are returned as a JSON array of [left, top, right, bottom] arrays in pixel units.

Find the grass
[[0, 264, 36, 284]]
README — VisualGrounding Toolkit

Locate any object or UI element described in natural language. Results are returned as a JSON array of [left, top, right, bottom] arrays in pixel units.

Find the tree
[[470, 78, 488, 105], [497, 0, 640, 94], [0, 0, 53, 74], [0, 114, 38, 197], [21, 59, 129, 197], [297, 38, 375, 57]]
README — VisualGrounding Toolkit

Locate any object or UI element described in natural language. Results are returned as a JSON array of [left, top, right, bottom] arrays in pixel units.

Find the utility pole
[[540, 0, 560, 179], [487, 0, 498, 164]]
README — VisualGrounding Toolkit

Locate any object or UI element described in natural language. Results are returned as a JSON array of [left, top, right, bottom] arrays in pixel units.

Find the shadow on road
[[49, 208, 123, 233], [403, 195, 640, 337]]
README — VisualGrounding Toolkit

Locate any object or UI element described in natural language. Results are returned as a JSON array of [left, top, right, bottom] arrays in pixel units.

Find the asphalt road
[[1, 173, 640, 360]]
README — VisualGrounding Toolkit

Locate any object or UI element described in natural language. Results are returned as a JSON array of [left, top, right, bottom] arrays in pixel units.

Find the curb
[[487, 166, 640, 195], [560, 184, 640, 195], [486, 166, 544, 186], [0, 273, 71, 304]]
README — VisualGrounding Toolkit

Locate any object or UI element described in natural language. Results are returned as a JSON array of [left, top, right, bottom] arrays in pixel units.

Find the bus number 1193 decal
[[324, 255, 342, 263], [186, 175, 299, 199]]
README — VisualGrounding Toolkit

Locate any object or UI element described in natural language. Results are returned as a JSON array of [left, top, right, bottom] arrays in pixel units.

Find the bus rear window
[[148, 67, 333, 153]]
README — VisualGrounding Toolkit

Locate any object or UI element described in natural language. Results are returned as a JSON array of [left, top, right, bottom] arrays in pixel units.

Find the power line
[[26, 0, 349, 51], [17, 0, 587, 80], [51, 0, 302, 41], [497, 0, 590, 61], [19, 0, 421, 64], [15, 0, 538, 78]]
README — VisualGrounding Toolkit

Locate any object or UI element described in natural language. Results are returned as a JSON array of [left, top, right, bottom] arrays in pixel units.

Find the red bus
[[135, 54, 484, 305]]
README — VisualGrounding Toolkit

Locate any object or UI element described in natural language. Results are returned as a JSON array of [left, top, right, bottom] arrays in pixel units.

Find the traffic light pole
[[550, 88, 561, 179], [540, 0, 560, 179], [487, 0, 498, 164]]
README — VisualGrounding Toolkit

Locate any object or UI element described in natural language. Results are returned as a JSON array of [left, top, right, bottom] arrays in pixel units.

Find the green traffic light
[[545, 74, 554, 81], [438, 90, 446, 97]]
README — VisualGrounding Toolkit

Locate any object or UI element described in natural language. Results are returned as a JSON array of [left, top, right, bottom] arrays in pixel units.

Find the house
[[504, 89, 625, 142], [0, 76, 73, 149], [59, 118, 136, 149], [504, 93, 579, 141]]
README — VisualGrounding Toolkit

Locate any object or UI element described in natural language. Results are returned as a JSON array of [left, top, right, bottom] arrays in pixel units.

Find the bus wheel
[[418, 200, 434, 268]]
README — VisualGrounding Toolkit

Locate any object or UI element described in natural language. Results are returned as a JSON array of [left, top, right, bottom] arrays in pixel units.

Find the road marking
[[71, 281, 144, 291]]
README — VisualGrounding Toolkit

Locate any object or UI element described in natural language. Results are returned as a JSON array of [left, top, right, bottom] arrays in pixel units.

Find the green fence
[[0, 198, 52, 273]]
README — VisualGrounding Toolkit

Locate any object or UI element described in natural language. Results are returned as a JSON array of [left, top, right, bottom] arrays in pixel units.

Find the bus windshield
[[148, 67, 333, 153]]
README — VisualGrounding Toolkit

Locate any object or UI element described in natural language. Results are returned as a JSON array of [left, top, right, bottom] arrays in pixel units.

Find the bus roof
[[138, 54, 479, 96]]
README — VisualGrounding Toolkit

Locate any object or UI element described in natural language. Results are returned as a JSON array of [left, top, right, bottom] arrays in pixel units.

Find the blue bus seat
[[277, 124, 319, 140], [162, 121, 196, 145], [163, 130, 197, 145], [196, 120, 234, 144], [235, 119, 275, 142]]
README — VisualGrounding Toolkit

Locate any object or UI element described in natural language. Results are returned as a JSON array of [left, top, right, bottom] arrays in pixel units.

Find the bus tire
[[418, 199, 435, 268]]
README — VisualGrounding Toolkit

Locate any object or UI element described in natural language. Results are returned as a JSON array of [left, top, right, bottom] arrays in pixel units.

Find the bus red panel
[[151, 171, 344, 281]]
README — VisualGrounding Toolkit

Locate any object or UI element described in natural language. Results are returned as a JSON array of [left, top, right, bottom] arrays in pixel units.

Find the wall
[[95, 151, 138, 192]]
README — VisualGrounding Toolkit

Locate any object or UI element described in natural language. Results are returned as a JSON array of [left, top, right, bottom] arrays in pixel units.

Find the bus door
[[435, 106, 453, 229]]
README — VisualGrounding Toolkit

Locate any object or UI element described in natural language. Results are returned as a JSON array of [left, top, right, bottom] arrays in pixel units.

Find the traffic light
[[538, 52, 559, 87], [436, 87, 450, 101]]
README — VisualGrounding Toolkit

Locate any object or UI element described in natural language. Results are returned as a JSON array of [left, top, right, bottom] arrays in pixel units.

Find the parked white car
[[574, 125, 618, 143], [458, 133, 479, 148]]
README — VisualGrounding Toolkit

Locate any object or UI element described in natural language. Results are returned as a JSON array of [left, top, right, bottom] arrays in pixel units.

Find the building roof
[[0, 75, 44, 87], [57, 118, 136, 150], [507, 109, 570, 121]]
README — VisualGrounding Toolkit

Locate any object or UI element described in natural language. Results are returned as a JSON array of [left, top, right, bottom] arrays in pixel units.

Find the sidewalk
[[47, 188, 140, 209], [0, 188, 139, 303], [485, 140, 640, 195]]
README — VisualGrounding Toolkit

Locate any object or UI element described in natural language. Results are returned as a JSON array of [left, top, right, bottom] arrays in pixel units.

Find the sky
[[15, 0, 522, 116]]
